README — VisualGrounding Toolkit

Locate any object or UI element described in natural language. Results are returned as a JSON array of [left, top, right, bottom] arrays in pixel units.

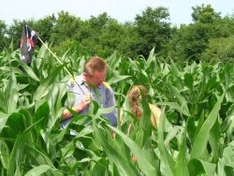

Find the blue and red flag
[[20, 23, 37, 64]]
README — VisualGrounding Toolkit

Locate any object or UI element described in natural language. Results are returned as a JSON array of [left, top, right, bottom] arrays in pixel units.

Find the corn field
[[0, 45, 234, 176]]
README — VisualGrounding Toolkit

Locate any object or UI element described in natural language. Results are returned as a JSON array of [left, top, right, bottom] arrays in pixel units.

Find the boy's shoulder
[[103, 82, 111, 89]]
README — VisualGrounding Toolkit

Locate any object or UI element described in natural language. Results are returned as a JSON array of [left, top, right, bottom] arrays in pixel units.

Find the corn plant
[[0, 46, 233, 175]]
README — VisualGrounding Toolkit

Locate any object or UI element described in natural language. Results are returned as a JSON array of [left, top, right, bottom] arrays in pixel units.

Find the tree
[[201, 36, 234, 63], [78, 12, 112, 56], [168, 4, 223, 62], [78, 12, 129, 57], [200, 16, 234, 63], [0, 20, 7, 51], [191, 4, 221, 23], [132, 7, 173, 58], [34, 14, 56, 46], [50, 11, 83, 47], [116, 22, 138, 58]]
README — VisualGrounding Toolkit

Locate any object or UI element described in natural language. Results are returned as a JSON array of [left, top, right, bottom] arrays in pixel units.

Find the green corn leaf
[[190, 94, 224, 159], [188, 158, 216, 176], [33, 65, 63, 103], [157, 110, 175, 176], [109, 125, 158, 176], [108, 75, 132, 85], [18, 61, 40, 82], [0, 140, 10, 169], [175, 127, 189, 176], [25, 165, 51, 176], [94, 126, 140, 176]]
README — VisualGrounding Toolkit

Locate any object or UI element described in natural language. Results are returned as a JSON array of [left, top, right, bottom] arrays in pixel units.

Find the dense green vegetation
[[0, 3, 234, 176], [1, 4, 234, 63], [0, 45, 234, 175]]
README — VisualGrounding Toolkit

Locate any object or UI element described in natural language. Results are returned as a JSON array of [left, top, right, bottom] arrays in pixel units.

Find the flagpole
[[36, 36, 85, 95]]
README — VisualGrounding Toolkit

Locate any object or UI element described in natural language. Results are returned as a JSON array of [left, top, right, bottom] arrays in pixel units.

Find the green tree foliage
[[0, 20, 7, 51], [34, 14, 56, 46], [200, 16, 234, 63], [168, 4, 234, 62], [50, 11, 83, 46], [78, 12, 120, 56], [1, 4, 234, 63], [169, 23, 210, 62], [132, 7, 173, 58], [95, 17, 129, 57], [5, 20, 24, 50], [44, 11, 85, 56], [201, 35, 234, 63], [191, 4, 221, 23]]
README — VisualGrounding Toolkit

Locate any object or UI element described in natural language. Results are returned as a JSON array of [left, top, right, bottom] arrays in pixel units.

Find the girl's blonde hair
[[128, 85, 148, 118]]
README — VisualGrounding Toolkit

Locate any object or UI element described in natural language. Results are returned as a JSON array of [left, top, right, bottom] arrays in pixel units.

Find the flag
[[20, 23, 37, 64]]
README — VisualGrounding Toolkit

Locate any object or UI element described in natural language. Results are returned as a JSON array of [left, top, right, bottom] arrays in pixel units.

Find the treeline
[[1, 4, 234, 63]]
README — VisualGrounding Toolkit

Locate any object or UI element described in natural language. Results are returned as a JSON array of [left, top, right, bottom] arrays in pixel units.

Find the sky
[[1, 0, 233, 26]]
